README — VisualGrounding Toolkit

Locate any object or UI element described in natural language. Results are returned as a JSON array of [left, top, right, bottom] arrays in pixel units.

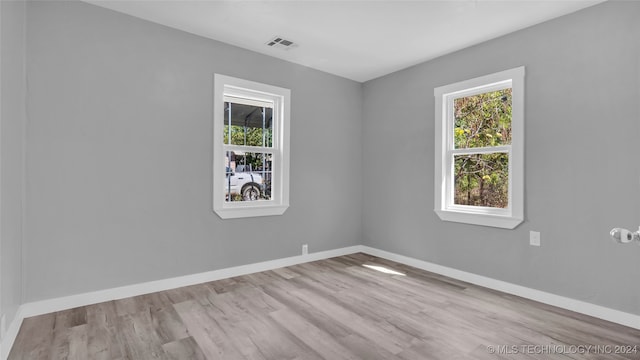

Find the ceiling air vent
[[266, 36, 297, 50]]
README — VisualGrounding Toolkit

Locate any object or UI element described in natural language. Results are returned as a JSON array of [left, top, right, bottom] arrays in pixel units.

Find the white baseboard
[[359, 246, 640, 330], [0, 306, 25, 359], [2, 244, 638, 359], [22, 245, 365, 318], [0, 245, 364, 360]]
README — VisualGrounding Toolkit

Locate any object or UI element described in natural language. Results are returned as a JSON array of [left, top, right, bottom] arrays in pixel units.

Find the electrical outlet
[[530, 231, 541, 247], [302, 244, 308, 255]]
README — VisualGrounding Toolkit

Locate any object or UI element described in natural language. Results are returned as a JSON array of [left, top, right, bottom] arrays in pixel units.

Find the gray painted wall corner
[[24, 0, 363, 302], [362, 0, 640, 315], [0, 0, 26, 336], [6, 0, 640, 325]]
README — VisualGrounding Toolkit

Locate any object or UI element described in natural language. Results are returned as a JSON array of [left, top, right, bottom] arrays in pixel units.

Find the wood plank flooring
[[8, 253, 640, 359]]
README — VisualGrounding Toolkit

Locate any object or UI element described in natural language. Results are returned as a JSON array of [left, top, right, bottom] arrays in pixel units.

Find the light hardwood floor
[[8, 253, 640, 359]]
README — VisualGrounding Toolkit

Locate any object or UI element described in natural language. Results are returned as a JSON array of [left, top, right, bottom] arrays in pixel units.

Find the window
[[434, 67, 524, 229], [213, 74, 290, 219]]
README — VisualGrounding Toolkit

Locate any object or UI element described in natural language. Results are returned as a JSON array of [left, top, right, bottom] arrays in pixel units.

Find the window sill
[[214, 204, 289, 219], [435, 209, 523, 229]]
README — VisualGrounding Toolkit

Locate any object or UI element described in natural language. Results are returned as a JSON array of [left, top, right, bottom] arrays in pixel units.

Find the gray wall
[[362, 0, 640, 315], [25, 1, 362, 302], [18, 0, 640, 318], [1, 0, 25, 334]]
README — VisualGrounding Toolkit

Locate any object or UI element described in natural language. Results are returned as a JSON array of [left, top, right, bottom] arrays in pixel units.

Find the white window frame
[[213, 74, 290, 219], [434, 67, 524, 229]]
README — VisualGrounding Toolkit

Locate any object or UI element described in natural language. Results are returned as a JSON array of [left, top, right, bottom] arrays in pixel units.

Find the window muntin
[[434, 67, 524, 229], [213, 75, 290, 219]]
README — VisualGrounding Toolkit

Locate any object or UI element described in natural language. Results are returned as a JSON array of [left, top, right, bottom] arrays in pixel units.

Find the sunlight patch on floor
[[362, 264, 406, 276]]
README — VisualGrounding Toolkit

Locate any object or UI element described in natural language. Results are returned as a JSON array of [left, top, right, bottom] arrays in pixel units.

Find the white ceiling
[[85, 0, 605, 82]]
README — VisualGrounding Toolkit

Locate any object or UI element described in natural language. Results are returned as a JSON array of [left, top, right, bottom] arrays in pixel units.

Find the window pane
[[454, 89, 511, 149], [454, 153, 508, 208], [223, 102, 273, 147], [224, 151, 272, 202]]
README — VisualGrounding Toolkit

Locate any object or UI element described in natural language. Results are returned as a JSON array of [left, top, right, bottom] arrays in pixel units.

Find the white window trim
[[434, 67, 524, 229], [213, 74, 290, 219]]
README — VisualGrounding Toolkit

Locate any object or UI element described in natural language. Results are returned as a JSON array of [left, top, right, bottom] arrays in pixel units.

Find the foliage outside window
[[213, 74, 290, 219], [454, 89, 511, 208], [434, 67, 524, 229]]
